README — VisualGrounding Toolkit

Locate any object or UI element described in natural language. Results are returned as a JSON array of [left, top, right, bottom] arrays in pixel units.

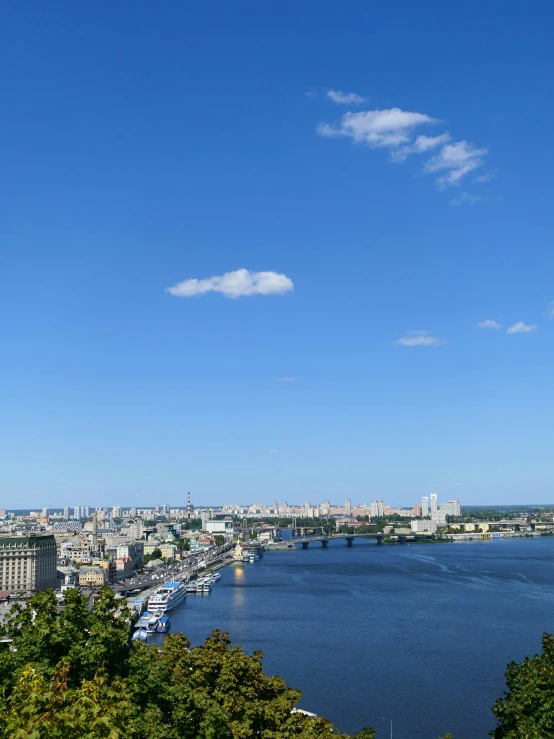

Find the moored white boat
[[148, 580, 187, 614]]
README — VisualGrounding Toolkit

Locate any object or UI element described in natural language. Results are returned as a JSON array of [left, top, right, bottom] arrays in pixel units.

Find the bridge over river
[[266, 532, 430, 550]]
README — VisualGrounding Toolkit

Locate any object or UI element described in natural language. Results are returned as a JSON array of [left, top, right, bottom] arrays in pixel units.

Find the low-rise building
[[116, 541, 144, 567], [115, 557, 133, 581], [411, 520, 438, 534], [78, 566, 108, 587]]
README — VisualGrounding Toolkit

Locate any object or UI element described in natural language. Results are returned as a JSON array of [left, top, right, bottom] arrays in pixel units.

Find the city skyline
[[3, 3, 554, 506]]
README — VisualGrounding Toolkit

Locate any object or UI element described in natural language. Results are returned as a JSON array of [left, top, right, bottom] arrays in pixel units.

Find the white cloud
[[318, 103, 491, 194], [424, 140, 488, 188], [277, 376, 296, 382], [395, 330, 445, 347], [317, 108, 438, 148], [476, 320, 502, 329], [506, 322, 537, 334], [167, 268, 294, 299], [450, 191, 483, 206], [326, 89, 366, 105], [544, 302, 554, 318], [269, 449, 278, 454], [391, 133, 451, 162], [474, 173, 495, 183]]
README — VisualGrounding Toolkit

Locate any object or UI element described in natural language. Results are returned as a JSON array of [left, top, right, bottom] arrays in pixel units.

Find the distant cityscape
[[2, 493, 553, 601]]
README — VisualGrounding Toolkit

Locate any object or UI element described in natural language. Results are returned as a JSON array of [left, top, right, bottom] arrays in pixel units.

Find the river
[[168, 536, 554, 738]]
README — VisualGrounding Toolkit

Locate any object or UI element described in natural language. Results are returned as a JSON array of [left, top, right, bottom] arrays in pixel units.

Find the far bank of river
[[169, 535, 554, 739]]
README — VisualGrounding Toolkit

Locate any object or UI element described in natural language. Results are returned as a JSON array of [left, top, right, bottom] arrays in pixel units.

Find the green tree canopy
[[0, 587, 376, 739], [490, 633, 554, 738]]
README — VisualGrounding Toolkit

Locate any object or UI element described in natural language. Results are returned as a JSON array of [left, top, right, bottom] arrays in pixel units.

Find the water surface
[[170, 537, 554, 738]]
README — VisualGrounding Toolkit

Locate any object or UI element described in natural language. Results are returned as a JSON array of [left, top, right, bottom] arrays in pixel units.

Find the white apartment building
[[371, 500, 384, 517], [421, 496, 429, 517], [441, 499, 461, 518], [430, 494, 438, 515], [411, 520, 438, 534]]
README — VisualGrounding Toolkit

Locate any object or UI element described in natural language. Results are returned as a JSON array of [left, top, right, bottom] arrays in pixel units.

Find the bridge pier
[[345, 537, 354, 547], [301, 541, 309, 549], [376, 534, 384, 545], [321, 539, 328, 548]]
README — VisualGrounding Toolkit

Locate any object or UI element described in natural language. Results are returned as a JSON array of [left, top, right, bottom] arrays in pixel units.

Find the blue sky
[[2, 1, 554, 508]]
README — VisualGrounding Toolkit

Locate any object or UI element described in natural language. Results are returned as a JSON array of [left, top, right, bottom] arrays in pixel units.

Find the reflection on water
[[169, 536, 554, 739]]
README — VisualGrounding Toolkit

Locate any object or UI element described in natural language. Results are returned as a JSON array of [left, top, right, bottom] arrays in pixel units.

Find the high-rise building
[[112, 506, 122, 519], [83, 506, 90, 518], [345, 498, 352, 516], [371, 500, 384, 517], [42, 507, 50, 518], [441, 499, 461, 518], [73, 506, 81, 520], [0, 534, 57, 594], [421, 497, 429, 517], [304, 500, 311, 516], [63, 506, 70, 520], [430, 494, 438, 515]]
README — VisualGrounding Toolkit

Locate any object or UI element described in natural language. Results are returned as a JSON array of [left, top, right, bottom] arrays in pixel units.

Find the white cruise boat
[[148, 580, 187, 614]]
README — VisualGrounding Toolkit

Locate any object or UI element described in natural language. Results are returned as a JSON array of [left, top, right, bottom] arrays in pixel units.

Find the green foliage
[[144, 548, 162, 565], [0, 588, 353, 738], [490, 633, 554, 738]]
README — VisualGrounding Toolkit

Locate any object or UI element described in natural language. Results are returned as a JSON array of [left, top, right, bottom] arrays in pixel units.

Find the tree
[[0, 587, 365, 738], [490, 633, 554, 738], [144, 548, 162, 565]]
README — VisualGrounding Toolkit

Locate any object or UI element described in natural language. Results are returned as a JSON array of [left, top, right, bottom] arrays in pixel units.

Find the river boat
[[132, 628, 149, 641], [148, 580, 187, 614], [185, 581, 198, 593], [137, 611, 160, 633], [211, 572, 221, 582], [156, 615, 171, 633], [201, 581, 212, 592]]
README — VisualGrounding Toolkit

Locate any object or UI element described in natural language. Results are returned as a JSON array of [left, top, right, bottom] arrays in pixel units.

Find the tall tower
[[421, 496, 429, 517], [91, 510, 98, 547], [345, 498, 352, 516], [187, 491, 191, 521], [430, 493, 438, 515]]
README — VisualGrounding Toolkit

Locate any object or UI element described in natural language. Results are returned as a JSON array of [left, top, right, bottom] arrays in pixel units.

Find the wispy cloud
[[269, 449, 278, 454], [326, 89, 366, 105], [424, 141, 488, 189], [476, 320, 502, 329], [450, 191, 484, 207], [474, 173, 495, 183], [167, 268, 294, 299], [277, 376, 296, 382], [544, 302, 554, 318], [318, 104, 490, 191], [317, 108, 438, 148], [506, 322, 537, 334], [395, 330, 445, 347], [391, 133, 451, 162]]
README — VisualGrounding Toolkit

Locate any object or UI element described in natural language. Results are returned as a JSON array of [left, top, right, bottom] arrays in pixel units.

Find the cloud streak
[[326, 89, 366, 105], [476, 320, 502, 329], [277, 376, 296, 382], [167, 268, 294, 299], [318, 108, 438, 148], [424, 141, 488, 188], [318, 103, 490, 191], [395, 331, 444, 347], [506, 322, 537, 334]]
